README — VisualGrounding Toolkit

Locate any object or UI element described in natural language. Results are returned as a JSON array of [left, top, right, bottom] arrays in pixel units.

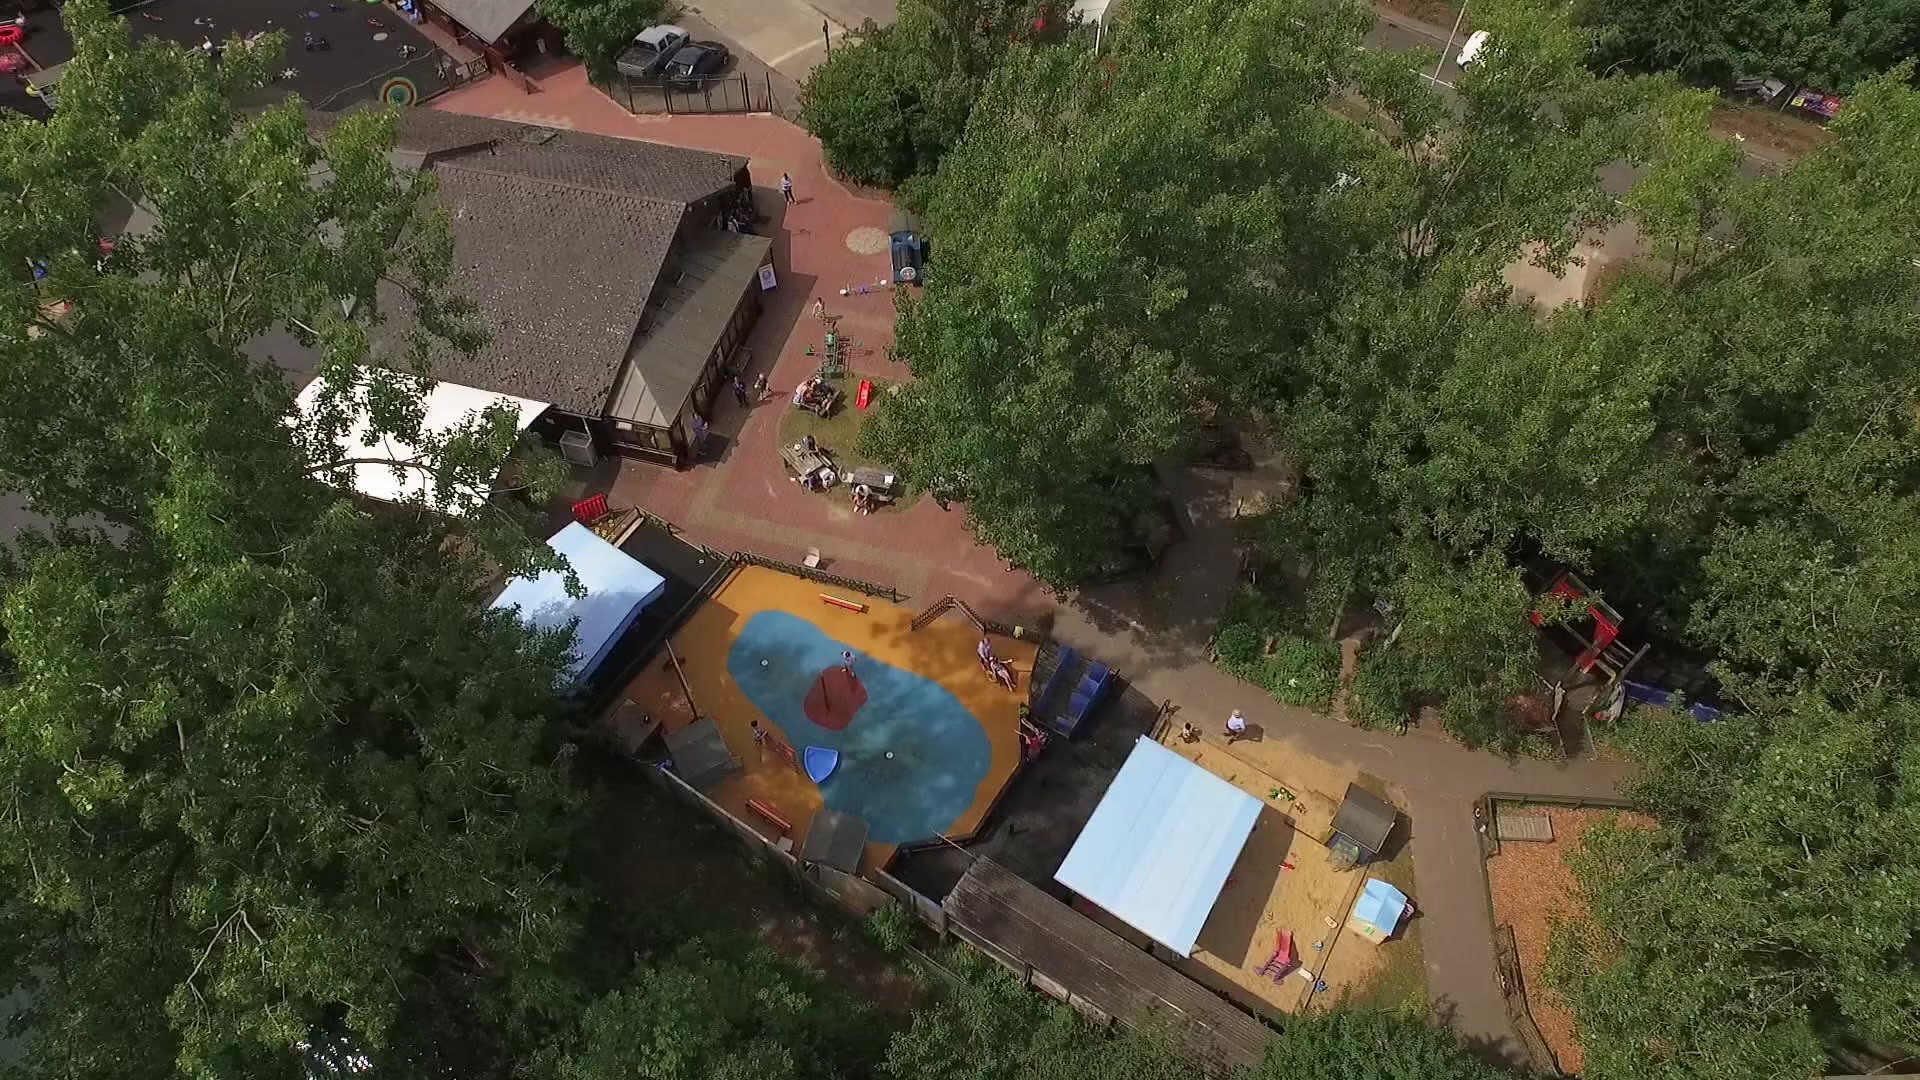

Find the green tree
[[533, 941, 890, 1080], [1544, 74, 1920, 1077], [1551, 690, 1920, 1080], [539, 0, 671, 81], [0, 5, 582, 1076], [860, 0, 1403, 585], [1575, 0, 1920, 90], [799, 0, 1052, 193]]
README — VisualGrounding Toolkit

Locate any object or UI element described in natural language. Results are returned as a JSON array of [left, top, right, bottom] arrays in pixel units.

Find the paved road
[[691, 0, 896, 84], [1048, 463, 1631, 1068], [1364, 4, 1780, 179]]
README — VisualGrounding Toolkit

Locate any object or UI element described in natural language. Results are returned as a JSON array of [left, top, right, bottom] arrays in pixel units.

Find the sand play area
[[619, 564, 1035, 871], [1076, 731, 1405, 1018]]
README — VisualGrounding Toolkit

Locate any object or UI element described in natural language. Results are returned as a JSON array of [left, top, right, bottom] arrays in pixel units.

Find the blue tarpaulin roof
[[1352, 877, 1409, 937], [490, 522, 665, 684], [1054, 736, 1263, 957]]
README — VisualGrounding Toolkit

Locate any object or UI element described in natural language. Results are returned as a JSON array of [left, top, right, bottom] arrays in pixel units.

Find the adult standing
[[781, 173, 795, 203]]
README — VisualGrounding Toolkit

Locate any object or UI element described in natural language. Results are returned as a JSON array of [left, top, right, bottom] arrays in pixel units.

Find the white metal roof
[[1054, 737, 1263, 957]]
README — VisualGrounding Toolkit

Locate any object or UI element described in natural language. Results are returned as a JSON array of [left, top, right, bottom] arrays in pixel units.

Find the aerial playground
[[624, 564, 1036, 869]]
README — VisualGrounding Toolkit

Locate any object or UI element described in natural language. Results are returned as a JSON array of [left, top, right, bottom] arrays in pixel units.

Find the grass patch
[[1333, 774, 1428, 1017], [776, 376, 895, 474]]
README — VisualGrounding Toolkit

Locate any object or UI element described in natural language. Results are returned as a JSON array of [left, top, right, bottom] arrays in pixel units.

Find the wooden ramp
[[945, 859, 1271, 1074]]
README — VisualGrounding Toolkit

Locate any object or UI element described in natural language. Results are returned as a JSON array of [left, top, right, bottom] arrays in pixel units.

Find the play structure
[[624, 565, 1032, 864], [1327, 784, 1399, 871], [1528, 570, 1650, 684], [803, 745, 840, 783], [1347, 878, 1412, 945], [1254, 930, 1298, 983], [912, 595, 1117, 739], [1029, 642, 1116, 738]]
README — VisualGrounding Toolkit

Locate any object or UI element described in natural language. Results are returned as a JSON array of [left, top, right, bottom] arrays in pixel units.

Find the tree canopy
[[538, 0, 672, 82], [0, 3, 581, 1075], [842, 0, 1920, 1062], [800, 0, 1053, 195], [1573, 0, 1920, 92]]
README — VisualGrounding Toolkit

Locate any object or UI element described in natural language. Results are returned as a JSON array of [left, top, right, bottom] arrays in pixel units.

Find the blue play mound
[[804, 745, 840, 784]]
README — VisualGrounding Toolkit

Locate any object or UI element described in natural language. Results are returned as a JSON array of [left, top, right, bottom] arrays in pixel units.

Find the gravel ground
[[1485, 806, 1654, 1075]]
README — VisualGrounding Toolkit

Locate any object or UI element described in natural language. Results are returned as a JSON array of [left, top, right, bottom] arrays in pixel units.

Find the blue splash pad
[[727, 610, 991, 843]]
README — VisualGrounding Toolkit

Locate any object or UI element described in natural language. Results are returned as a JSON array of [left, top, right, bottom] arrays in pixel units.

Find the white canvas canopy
[[295, 372, 548, 514]]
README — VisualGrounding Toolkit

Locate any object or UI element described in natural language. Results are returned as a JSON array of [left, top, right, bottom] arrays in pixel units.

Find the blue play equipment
[[803, 746, 840, 784], [1031, 643, 1116, 737]]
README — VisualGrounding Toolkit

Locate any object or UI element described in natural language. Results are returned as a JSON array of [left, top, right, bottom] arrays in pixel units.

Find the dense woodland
[[806, 0, 1920, 1076], [1571, 0, 1920, 92]]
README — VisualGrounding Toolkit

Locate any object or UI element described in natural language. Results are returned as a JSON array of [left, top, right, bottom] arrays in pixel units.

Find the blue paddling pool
[[726, 610, 992, 843], [803, 746, 840, 783]]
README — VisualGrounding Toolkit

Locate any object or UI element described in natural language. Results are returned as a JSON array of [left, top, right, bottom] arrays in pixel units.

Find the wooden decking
[[944, 859, 1273, 1074]]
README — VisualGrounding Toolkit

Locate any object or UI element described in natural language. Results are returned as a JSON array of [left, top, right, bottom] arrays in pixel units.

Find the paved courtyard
[[427, 70, 1634, 1068]]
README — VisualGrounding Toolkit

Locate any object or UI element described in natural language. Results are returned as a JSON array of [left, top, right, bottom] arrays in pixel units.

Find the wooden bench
[[746, 798, 792, 835]]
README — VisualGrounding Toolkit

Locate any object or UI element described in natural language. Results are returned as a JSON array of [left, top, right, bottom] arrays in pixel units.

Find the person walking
[[781, 173, 795, 203], [750, 718, 769, 757], [840, 649, 857, 677], [731, 375, 748, 407], [752, 372, 770, 401], [1224, 708, 1248, 743]]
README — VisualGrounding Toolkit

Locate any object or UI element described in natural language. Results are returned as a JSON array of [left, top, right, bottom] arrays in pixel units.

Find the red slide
[[856, 379, 874, 410]]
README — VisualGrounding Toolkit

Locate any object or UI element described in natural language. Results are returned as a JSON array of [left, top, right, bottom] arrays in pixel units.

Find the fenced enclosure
[[614, 73, 784, 116], [1494, 924, 1562, 1075]]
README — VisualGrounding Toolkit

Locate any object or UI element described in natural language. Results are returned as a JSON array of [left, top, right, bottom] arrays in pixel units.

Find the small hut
[[1328, 783, 1398, 869]]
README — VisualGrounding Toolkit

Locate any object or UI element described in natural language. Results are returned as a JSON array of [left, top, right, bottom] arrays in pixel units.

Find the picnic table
[[846, 465, 899, 496], [791, 382, 843, 417], [847, 466, 901, 507], [780, 443, 836, 485]]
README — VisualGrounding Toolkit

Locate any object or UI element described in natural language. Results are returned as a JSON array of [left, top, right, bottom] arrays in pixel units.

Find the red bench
[[746, 798, 791, 835]]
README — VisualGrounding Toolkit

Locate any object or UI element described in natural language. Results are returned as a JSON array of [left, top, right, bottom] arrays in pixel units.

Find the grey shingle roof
[[390, 110, 745, 207], [1331, 783, 1399, 854], [425, 0, 538, 42], [363, 112, 745, 414]]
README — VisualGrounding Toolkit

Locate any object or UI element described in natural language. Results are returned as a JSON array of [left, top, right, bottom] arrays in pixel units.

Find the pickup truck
[[616, 24, 689, 80]]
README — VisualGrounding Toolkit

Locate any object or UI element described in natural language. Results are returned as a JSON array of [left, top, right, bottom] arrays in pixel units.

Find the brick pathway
[[427, 73, 1632, 1065]]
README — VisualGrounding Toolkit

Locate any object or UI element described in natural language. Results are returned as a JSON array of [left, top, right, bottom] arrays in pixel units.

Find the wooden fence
[[1493, 924, 1562, 1076], [734, 550, 905, 603]]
